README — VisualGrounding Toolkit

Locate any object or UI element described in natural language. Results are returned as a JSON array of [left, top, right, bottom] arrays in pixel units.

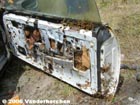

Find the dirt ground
[[1, 0, 140, 105], [0, 58, 139, 105]]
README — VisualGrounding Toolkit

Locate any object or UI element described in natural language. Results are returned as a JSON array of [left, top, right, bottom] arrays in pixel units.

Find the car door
[[2, 0, 121, 97]]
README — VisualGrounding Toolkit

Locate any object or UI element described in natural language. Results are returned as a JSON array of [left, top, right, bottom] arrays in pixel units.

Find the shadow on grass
[[0, 56, 26, 104]]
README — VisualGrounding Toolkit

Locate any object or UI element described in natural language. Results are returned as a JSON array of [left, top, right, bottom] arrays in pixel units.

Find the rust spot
[[82, 46, 90, 69], [74, 46, 90, 71], [24, 30, 30, 37], [76, 83, 81, 87], [24, 28, 41, 50], [32, 29, 41, 42], [61, 19, 94, 30], [76, 81, 91, 89], [103, 89, 109, 97], [48, 63, 53, 73], [105, 94, 114, 102], [44, 64, 53, 74], [101, 64, 111, 73], [39, 43, 45, 51], [49, 39, 56, 49]]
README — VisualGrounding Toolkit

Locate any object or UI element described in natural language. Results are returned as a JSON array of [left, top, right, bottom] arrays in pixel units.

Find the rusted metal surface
[[2, 13, 120, 97], [101, 64, 111, 73]]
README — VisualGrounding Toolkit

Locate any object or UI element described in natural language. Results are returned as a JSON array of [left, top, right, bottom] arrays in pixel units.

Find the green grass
[[53, 80, 77, 98], [60, 84, 76, 97]]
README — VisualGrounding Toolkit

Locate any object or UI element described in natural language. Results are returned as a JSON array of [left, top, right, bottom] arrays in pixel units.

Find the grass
[[53, 80, 77, 98], [60, 84, 76, 98], [97, 0, 140, 65]]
